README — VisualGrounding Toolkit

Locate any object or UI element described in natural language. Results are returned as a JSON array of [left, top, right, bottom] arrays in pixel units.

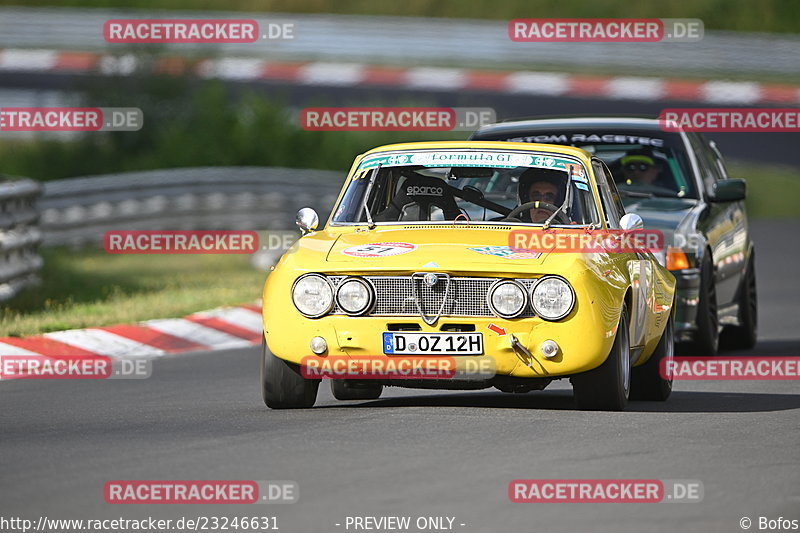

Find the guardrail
[[0, 178, 43, 302], [1, 7, 798, 76], [40, 167, 345, 247]]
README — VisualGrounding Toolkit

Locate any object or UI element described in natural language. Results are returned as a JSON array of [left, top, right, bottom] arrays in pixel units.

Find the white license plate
[[382, 332, 483, 355]]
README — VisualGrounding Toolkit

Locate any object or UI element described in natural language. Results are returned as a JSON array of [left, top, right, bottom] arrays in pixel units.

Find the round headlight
[[336, 277, 374, 315], [487, 280, 528, 319], [292, 274, 333, 318], [531, 276, 575, 321]]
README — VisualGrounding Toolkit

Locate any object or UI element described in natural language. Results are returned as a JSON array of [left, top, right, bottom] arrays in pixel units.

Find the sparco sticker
[[342, 242, 417, 257]]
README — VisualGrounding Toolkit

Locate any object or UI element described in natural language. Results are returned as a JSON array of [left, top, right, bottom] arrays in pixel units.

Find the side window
[[707, 140, 730, 180], [687, 133, 719, 195], [592, 160, 621, 228], [600, 160, 627, 216]]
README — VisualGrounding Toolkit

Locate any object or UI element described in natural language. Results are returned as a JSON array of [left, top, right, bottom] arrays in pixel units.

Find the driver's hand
[[530, 208, 551, 223]]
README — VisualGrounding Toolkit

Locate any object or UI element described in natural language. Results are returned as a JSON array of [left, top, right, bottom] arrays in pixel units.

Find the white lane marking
[[701, 81, 762, 104], [0, 343, 41, 356], [97, 54, 138, 75], [197, 58, 264, 79], [405, 67, 466, 90], [44, 329, 166, 357], [606, 77, 665, 100], [299, 62, 365, 86], [144, 318, 252, 349], [505, 71, 569, 95], [0, 49, 57, 71], [0, 343, 42, 382], [192, 307, 263, 333]]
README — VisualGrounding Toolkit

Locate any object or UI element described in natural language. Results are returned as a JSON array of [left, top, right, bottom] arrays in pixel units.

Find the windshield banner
[[357, 151, 581, 172]]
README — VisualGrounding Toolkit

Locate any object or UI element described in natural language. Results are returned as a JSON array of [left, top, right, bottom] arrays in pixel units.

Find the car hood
[[621, 197, 699, 232], [272, 225, 608, 276], [325, 226, 547, 271]]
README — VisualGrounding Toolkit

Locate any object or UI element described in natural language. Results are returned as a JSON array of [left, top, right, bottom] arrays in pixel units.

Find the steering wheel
[[501, 201, 570, 224]]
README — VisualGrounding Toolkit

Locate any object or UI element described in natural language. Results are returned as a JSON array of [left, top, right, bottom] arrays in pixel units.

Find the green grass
[[727, 160, 800, 219], [3, 0, 799, 33], [0, 248, 266, 337]]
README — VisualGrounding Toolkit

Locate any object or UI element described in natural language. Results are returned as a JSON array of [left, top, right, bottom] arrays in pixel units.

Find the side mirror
[[296, 207, 319, 235], [710, 178, 746, 202], [619, 213, 644, 231]]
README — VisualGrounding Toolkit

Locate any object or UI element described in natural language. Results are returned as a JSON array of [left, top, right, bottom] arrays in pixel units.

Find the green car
[[470, 117, 757, 356]]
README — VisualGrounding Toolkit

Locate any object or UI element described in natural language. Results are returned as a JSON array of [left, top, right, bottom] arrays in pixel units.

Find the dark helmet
[[517, 167, 567, 205]]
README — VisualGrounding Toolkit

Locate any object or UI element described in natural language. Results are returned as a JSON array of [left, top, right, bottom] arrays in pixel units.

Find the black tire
[[683, 253, 719, 356], [571, 303, 631, 411], [260, 341, 320, 409], [720, 252, 758, 350], [630, 310, 674, 401], [331, 380, 383, 400]]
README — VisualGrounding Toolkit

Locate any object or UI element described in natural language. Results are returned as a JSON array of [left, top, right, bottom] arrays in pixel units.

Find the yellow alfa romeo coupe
[[261, 141, 676, 411]]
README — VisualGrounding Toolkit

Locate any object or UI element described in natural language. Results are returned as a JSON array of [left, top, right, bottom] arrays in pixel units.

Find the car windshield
[[581, 143, 695, 199], [331, 149, 599, 226], [498, 130, 698, 199]]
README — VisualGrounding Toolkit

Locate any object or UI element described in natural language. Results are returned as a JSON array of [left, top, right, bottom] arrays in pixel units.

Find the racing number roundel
[[341, 242, 417, 258]]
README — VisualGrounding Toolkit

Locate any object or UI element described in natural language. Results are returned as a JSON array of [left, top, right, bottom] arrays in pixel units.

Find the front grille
[[329, 275, 536, 317]]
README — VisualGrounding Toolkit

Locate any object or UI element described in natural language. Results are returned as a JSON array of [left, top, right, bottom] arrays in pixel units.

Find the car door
[[688, 133, 744, 308], [706, 137, 749, 309], [593, 158, 652, 349]]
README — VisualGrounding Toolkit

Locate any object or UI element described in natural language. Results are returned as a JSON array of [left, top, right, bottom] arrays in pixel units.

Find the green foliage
[[0, 73, 459, 180]]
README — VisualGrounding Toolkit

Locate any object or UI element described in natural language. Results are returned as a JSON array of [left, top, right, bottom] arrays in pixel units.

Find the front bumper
[[263, 313, 617, 380]]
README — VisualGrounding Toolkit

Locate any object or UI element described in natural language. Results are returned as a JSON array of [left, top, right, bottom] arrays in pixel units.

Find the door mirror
[[296, 207, 319, 235], [710, 179, 746, 202], [619, 213, 644, 231]]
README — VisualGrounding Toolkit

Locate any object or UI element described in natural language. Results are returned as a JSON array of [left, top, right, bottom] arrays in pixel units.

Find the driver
[[620, 149, 660, 186], [517, 168, 567, 223]]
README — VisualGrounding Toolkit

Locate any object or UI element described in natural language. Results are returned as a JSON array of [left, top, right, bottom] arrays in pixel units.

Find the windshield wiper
[[360, 164, 380, 230], [542, 174, 573, 230]]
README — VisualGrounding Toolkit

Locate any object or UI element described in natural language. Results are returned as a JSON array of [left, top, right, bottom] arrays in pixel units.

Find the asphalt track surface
[[1, 220, 799, 533]]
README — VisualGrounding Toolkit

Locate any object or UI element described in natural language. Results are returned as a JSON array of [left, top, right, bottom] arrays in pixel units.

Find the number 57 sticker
[[342, 242, 417, 258]]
